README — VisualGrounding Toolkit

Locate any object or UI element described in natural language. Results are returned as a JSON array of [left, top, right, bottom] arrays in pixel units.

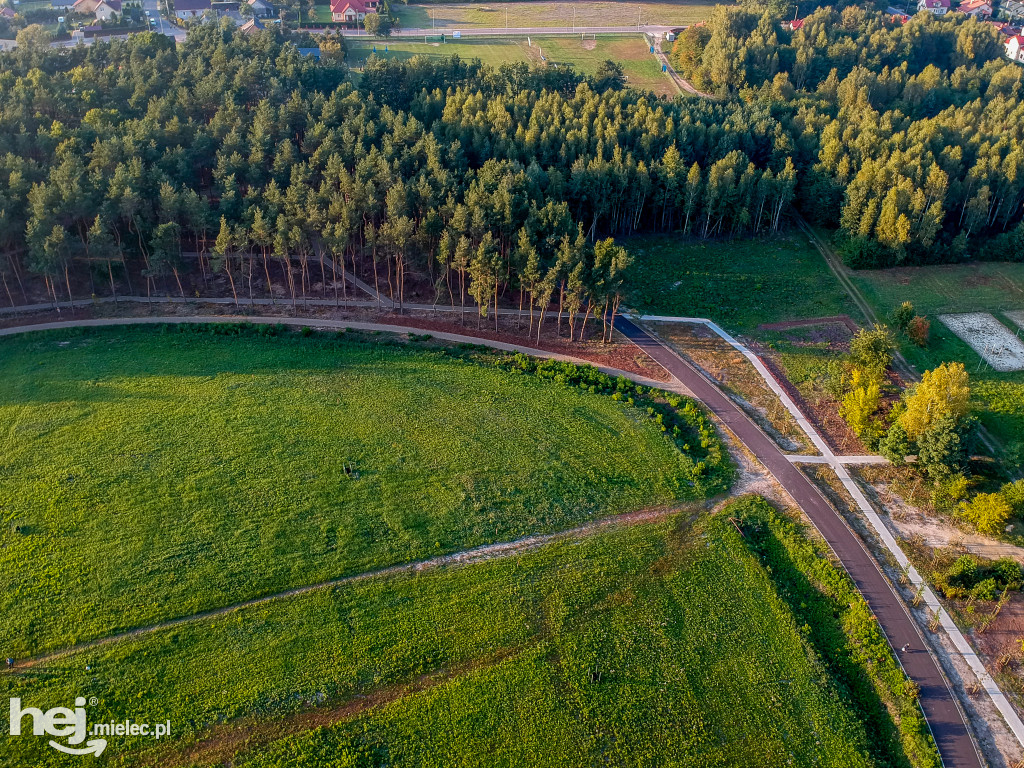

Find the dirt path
[[5, 494, 676, 672]]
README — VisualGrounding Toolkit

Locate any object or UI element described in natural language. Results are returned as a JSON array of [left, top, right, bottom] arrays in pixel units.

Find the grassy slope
[[625, 232, 862, 331], [345, 34, 676, 96], [851, 262, 1024, 460], [1, 502, 923, 768], [0, 327, 706, 656]]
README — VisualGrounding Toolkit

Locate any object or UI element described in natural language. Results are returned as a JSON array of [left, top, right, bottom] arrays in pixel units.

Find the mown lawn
[[0, 499, 933, 768], [345, 34, 677, 96], [394, 1, 719, 30], [625, 233, 863, 331], [0, 325, 722, 657]]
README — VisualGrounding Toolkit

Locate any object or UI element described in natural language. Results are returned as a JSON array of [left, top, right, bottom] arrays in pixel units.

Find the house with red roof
[[1006, 33, 1024, 61], [959, 0, 992, 17], [918, 0, 949, 14], [330, 0, 376, 24]]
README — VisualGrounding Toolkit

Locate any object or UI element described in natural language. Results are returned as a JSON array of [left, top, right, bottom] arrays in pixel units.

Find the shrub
[[971, 577, 999, 601], [931, 474, 969, 515], [889, 301, 914, 332], [991, 558, 1023, 589], [958, 492, 1013, 536], [849, 325, 895, 380], [917, 414, 970, 479], [1001, 479, 1024, 515], [899, 362, 970, 440], [907, 316, 930, 347], [839, 368, 881, 439], [879, 423, 911, 466]]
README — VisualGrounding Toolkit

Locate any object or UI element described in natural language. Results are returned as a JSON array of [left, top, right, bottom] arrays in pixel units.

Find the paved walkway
[[619, 316, 995, 768]]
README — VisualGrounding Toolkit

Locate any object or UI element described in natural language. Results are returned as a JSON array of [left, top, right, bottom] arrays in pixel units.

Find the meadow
[[0, 325, 727, 657], [0, 498, 936, 768], [624, 233, 863, 330], [344, 34, 677, 96], [392, 1, 720, 30]]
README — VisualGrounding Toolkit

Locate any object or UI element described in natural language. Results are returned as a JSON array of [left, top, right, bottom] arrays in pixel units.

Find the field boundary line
[[634, 311, 1024, 752], [7, 506, 677, 672]]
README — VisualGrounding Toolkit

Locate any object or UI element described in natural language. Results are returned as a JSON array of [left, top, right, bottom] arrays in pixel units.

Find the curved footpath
[[0, 312, 993, 766], [616, 317, 984, 768]]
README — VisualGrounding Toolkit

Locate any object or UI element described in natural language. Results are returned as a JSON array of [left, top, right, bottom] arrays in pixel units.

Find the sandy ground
[[940, 312, 1024, 372]]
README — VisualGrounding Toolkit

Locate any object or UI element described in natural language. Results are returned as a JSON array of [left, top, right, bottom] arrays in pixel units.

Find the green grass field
[[393, 0, 719, 30], [345, 34, 678, 96], [625, 233, 863, 331], [0, 498, 936, 768], [851, 261, 1024, 317], [0, 325, 728, 657], [850, 261, 1024, 464]]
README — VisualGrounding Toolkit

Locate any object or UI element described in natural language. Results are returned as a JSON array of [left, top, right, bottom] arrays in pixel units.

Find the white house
[[918, 0, 949, 14], [93, 0, 119, 20], [1006, 34, 1024, 61], [959, 0, 992, 17], [173, 0, 209, 19]]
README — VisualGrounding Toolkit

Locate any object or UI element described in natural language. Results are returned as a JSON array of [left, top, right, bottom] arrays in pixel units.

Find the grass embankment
[[344, 34, 676, 96], [1, 498, 936, 768], [0, 324, 729, 658], [851, 262, 1024, 465], [625, 232, 863, 331]]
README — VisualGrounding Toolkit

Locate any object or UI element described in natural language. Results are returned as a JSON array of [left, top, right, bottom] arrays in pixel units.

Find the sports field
[[345, 34, 678, 95], [0, 325, 729, 657], [625, 233, 863, 330], [393, 0, 718, 29], [0, 498, 935, 767]]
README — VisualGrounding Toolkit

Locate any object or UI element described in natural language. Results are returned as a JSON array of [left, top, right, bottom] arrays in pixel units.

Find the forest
[[672, 6, 1024, 266], [0, 9, 1021, 333]]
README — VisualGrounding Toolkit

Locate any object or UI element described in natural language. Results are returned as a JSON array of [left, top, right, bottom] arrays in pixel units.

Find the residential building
[[93, 0, 120, 20], [959, 0, 992, 17], [1003, 0, 1024, 18], [1007, 33, 1024, 60], [0, 5, 14, 16], [918, 0, 949, 14], [247, 0, 272, 17], [239, 15, 263, 32], [330, 0, 376, 24], [173, 0, 210, 19]]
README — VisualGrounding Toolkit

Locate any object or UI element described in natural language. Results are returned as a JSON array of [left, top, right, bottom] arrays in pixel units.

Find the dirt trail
[[6, 507, 678, 673]]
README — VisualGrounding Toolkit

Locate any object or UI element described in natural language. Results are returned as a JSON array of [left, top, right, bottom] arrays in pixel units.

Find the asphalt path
[[616, 316, 982, 768]]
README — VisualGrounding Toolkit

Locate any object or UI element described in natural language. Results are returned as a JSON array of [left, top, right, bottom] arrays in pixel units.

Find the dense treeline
[[0, 23, 801, 337], [673, 7, 1024, 267]]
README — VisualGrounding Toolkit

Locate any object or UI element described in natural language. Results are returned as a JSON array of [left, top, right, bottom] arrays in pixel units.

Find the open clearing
[[392, 1, 720, 30], [625, 233, 862, 331], [851, 262, 1024, 318], [0, 325, 728, 657], [939, 313, 1024, 372], [345, 34, 676, 96], [1, 498, 927, 768]]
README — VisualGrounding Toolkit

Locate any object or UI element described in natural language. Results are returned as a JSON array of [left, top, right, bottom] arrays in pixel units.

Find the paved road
[[616, 317, 983, 768]]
